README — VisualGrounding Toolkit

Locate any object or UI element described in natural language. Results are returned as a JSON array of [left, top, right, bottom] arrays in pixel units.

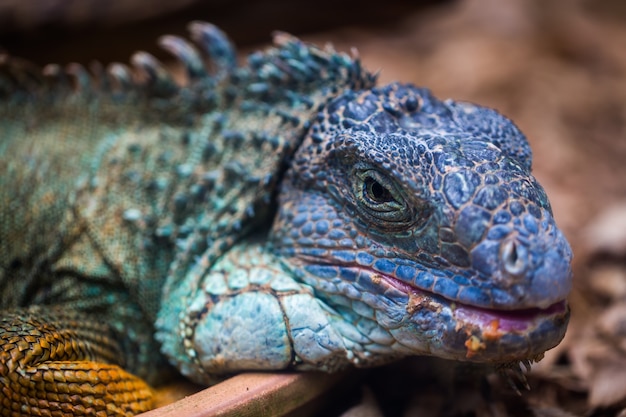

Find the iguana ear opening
[[446, 101, 533, 172]]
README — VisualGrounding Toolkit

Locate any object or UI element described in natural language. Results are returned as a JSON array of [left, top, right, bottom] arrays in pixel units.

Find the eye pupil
[[365, 177, 394, 203]]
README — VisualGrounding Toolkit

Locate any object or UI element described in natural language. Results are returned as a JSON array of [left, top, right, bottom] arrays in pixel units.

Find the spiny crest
[[0, 22, 377, 107], [0, 54, 47, 99], [0, 23, 236, 102], [236, 31, 376, 105]]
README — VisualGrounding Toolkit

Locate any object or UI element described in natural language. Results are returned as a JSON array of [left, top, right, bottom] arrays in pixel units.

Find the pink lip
[[452, 301, 568, 332]]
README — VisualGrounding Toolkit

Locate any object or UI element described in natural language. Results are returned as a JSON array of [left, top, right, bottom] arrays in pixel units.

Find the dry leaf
[[588, 358, 626, 408], [583, 202, 626, 257]]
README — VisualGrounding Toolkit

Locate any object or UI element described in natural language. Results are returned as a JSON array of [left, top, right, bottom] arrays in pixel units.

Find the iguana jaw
[[289, 257, 569, 365], [380, 265, 570, 363]]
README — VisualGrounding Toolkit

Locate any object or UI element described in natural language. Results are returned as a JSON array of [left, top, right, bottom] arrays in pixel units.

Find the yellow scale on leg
[[0, 307, 153, 416]]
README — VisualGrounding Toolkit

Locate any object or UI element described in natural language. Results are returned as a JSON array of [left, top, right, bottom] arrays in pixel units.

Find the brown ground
[[2, 0, 626, 415]]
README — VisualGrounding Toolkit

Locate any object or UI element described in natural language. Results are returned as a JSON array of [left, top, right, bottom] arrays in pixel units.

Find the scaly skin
[[1, 23, 572, 416]]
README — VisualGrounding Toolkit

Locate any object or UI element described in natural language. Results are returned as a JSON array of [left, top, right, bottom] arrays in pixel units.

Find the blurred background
[[2, 0, 625, 415]]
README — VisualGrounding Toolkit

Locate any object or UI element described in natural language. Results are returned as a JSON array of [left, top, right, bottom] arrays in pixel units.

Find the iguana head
[[271, 82, 572, 366]]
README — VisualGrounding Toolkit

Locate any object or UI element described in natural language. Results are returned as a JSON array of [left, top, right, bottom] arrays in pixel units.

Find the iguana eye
[[364, 176, 395, 204], [353, 169, 412, 227]]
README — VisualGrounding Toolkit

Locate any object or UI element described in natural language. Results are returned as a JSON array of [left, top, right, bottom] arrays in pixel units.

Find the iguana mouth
[[373, 268, 570, 361], [378, 269, 568, 330], [295, 254, 569, 329]]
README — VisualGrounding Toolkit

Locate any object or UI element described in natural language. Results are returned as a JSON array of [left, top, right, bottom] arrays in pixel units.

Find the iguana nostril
[[501, 238, 527, 276]]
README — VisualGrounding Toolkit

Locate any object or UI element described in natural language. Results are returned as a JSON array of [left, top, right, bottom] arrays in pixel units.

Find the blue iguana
[[0, 23, 572, 416]]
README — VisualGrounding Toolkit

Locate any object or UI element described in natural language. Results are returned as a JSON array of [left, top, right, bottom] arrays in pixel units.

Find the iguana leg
[[0, 306, 153, 417]]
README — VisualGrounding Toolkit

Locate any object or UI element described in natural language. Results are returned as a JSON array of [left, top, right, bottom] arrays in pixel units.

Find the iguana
[[0, 22, 572, 416]]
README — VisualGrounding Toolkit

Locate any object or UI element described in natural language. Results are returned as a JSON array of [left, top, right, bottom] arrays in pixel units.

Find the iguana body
[[0, 23, 572, 416]]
